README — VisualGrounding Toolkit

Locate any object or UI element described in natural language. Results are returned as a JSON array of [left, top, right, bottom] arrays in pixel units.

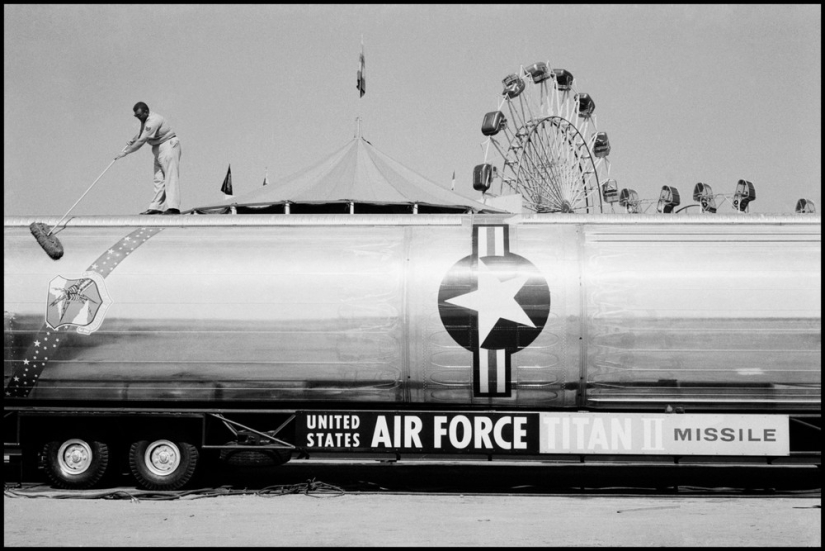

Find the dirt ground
[[4, 460, 821, 547], [4, 492, 821, 547]]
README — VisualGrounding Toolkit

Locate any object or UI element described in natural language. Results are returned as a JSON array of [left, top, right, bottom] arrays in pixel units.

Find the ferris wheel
[[474, 61, 613, 214]]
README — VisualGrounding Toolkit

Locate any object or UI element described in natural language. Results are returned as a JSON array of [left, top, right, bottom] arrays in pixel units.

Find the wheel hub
[[145, 440, 181, 476], [57, 439, 92, 475]]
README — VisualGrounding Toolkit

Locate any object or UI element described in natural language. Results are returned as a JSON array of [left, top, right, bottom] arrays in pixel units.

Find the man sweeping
[[116, 102, 182, 215]]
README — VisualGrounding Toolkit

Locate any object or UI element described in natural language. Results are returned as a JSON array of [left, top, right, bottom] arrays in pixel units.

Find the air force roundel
[[438, 225, 550, 398]]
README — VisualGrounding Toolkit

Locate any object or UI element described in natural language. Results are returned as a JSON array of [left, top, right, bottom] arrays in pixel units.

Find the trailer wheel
[[129, 438, 199, 491], [42, 438, 110, 490]]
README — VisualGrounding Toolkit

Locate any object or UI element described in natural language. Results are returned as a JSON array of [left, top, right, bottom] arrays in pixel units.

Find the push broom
[[30, 159, 117, 260]]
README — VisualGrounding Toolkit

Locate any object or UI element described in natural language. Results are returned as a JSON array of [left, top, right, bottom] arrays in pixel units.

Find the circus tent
[[187, 136, 502, 214]]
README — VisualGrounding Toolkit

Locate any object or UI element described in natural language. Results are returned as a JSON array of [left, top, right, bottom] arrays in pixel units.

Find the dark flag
[[221, 165, 233, 196], [357, 38, 365, 97]]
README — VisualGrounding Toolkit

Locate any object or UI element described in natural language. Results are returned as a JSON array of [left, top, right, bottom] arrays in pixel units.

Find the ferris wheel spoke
[[578, 117, 591, 143], [517, 95, 533, 132], [506, 100, 528, 140], [490, 138, 509, 166], [538, 81, 548, 116], [560, 91, 571, 121], [536, 126, 569, 209], [551, 123, 578, 204], [519, 145, 556, 205], [570, 122, 600, 212], [566, 91, 577, 121], [526, 125, 563, 206], [538, 124, 574, 210], [530, 159, 565, 210], [523, 146, 564, 210]]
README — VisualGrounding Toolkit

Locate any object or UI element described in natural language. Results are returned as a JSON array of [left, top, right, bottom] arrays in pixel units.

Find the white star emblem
[[34, 340, 41, 347], [445, 259, 535, 345], [23, 359, 29, 365]]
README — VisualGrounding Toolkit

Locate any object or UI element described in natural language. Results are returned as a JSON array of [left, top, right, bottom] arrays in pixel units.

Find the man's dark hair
[[133, 101, 150, 113]]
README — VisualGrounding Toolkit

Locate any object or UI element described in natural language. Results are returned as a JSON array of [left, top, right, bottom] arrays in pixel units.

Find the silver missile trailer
[[4, 213, 821, 490]]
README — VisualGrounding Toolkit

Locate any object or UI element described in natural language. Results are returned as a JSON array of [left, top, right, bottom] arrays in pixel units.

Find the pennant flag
[[262, 168, 269, 186], [451, 171, 456, 191], [356, 38, 365, 98], [221, 165, 233, 196]]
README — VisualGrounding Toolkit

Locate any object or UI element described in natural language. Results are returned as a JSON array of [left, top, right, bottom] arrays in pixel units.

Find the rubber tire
[[129, 438, 199, 491], [42, 438, 110, 490], [219, 448, 292, 467]]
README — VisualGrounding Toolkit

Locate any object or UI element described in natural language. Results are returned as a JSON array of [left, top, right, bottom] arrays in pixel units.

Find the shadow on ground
[[9, 458, 819, 497]]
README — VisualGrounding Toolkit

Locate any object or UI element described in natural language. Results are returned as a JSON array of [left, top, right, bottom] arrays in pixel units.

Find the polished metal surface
[[579, 221, 820, 409], [4, 214, 820, 411]]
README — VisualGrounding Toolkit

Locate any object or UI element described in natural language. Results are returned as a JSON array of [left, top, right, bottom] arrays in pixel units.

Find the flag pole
[[357, 35, 365, 137]]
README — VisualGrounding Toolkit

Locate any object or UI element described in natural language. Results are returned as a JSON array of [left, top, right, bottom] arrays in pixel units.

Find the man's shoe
[[140, 209, 163, 215], [162, 208, 181, 215]]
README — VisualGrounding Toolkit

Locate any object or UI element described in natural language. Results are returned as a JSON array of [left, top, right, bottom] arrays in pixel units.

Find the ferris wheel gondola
[[676, 180, 757, 214], [796, 198, 817, 214]]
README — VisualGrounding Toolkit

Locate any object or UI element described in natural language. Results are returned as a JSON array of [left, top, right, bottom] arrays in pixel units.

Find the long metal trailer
[[4, 214, 821, 489]]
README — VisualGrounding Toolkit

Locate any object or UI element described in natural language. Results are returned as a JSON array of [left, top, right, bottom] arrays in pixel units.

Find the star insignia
[[445, 259, 535, 345]]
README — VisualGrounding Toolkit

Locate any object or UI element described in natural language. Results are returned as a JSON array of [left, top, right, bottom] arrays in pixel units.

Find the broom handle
[[48, 159, 117, 235]]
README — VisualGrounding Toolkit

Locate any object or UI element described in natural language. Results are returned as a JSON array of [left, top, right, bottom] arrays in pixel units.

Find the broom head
[[30, 222, 64, 260]]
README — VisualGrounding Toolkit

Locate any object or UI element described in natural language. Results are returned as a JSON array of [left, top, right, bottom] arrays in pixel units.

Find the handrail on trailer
[[205, 413, 296, 450]]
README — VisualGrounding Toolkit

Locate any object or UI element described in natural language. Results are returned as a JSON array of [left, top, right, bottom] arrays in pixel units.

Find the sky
[[4, 4, 821, 216]]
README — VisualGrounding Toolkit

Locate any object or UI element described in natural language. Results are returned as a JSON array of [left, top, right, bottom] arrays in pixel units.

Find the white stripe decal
[[478, 343, 489, 393], [477, 228, 487, 258]]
